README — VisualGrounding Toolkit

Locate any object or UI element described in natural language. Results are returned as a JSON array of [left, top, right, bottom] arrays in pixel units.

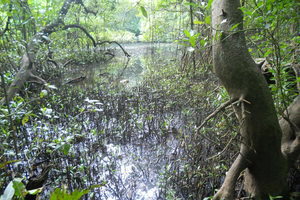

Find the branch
[[62, 25, 131, 59], [196, 98, 237, 131], [97, 41, 131, 58], [206, 133, 238, 160], [63, 24, 97, 47], [62, 60, 73, 68], [47, 59, 59, 68], [29, 72, 47, 85]]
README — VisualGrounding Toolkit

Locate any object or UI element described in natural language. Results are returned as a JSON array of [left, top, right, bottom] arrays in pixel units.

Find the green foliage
[[182, 29, 200, 49], [50, 188, 90, 200], [269, 195, 283, 200], [0, 179, 91, 200], [0, 178, 42, 200], [242, 0, 299, 110]]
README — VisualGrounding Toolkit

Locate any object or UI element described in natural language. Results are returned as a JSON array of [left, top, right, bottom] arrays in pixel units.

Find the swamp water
[[13, 43, 217, 199]]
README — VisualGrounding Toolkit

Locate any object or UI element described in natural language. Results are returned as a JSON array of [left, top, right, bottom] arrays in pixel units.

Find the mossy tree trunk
[[211, 0, 300, 199]]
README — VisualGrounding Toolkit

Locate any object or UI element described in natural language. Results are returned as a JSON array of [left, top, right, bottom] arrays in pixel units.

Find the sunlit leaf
[[183, 30, 191, 38], [194, 20, 205, 25], [205, 16, 211, 25], [40, 90, 48, 98], [187, 47, 195, 52], [28, 187, 43, 195], [221, 19, 227, 24], [90, 182, 107, 189], [69, 189, 90, 200], [200, 39, 206, 47], [230, 23, 240, 31], [207, 0, 214, 9], [45, 84, 57, 90], [22, 115, 29, 125], [0, 181, 15, 200], [50, 188, 90, 200]]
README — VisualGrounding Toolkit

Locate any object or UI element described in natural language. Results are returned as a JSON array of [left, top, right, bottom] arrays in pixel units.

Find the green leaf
[[230, 23, 240, 31], [22, 115, 29, 125], [264, 49, 273, 57], [40, 89, 48, 98], [60, 143, 71, 155], [12, 178, 26, 198], [200, 39, 206, 47], [50, 188, 63, 200], [140, 6, 148, 18], [189, 36, 197, 47], [27, 187, 43, 195], [183, 2, 198, 7], [0, 160, 20, 169], [1, 0, 10, 4], [50, 188, 90, 200], [0, 181, 15, 200], [90, 182, 107, 189], [207, 0, 214, 9], [69, 189, 90, 200], [183, 30, 191, 38], [205, 16, 211, 25], [194, 20, 205, 25]]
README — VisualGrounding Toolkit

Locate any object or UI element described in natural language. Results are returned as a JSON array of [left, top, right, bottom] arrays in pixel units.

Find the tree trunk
[[211, 0, 300, 199]]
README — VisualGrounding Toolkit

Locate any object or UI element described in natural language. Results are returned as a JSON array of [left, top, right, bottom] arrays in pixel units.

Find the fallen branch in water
[[97, 41, 131, 58], [64, 75, 86, 84]]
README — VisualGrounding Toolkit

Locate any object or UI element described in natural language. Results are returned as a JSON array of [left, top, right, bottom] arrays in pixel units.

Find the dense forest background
[[0, 0, 299, 199]]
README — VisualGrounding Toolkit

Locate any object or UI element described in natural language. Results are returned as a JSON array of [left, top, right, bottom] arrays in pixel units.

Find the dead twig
[[206, 133, 238, 161], [196, 98, 237, 131]]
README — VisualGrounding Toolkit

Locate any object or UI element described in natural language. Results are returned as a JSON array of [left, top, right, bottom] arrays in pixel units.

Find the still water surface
[[53, 43, 184, 199]]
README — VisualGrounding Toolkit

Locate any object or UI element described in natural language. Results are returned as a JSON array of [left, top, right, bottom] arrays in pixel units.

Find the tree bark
[[211, 0, 300, 199]]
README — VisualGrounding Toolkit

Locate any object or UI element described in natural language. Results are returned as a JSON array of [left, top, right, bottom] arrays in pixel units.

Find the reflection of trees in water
[[5, 43, 184, 200]]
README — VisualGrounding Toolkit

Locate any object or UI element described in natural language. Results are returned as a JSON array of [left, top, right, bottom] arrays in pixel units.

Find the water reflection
[[43, 43, 182, 199], [64, 43, 178, 89]]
